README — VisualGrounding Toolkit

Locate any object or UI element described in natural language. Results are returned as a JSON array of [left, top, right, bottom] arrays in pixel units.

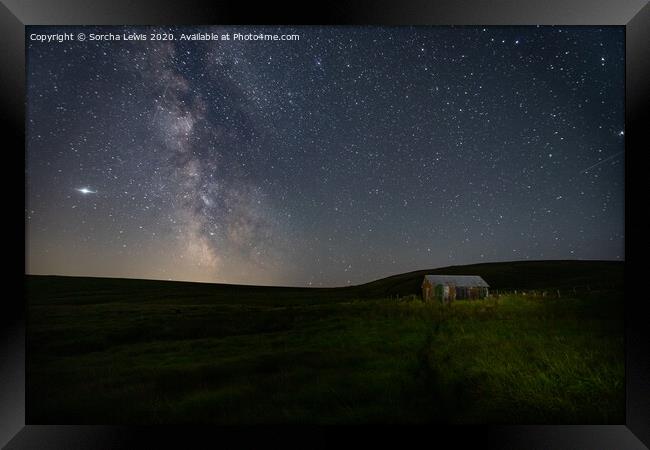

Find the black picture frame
[[2, 1, 648, 448]]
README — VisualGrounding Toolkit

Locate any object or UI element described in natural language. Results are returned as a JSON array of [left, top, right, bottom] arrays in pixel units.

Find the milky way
[[26, 26, 624, 286]]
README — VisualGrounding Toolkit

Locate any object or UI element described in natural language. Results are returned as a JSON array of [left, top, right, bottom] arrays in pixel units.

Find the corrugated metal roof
[[423, 275, 489, 287]]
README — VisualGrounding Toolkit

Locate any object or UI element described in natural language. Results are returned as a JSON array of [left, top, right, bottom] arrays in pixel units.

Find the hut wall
[[422, 281, 432, 301], [422, 276, 489, 302]]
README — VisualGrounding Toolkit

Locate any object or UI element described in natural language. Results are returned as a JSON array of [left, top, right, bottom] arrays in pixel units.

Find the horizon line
[[24, 258, 624, 289]]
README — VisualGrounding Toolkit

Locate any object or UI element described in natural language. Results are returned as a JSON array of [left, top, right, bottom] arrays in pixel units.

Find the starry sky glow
[[26, 26, 625, 286]]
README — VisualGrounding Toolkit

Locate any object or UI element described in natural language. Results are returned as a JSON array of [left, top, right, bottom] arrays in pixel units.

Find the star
[[76, 187, 97, 195]]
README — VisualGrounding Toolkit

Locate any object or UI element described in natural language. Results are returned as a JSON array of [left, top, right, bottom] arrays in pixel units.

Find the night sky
[[26, 26, 625, 287]]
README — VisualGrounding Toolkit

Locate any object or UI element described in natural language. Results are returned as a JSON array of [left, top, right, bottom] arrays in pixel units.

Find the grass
[[26, 264, 624, 424]]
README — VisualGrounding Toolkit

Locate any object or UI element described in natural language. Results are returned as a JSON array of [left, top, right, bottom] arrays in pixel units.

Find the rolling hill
[[26, 259, 624, 424], [26, 259, 623, 306]]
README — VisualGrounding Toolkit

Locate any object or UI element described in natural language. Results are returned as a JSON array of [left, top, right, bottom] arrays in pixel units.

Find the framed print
[[2, 0, 648, 448]]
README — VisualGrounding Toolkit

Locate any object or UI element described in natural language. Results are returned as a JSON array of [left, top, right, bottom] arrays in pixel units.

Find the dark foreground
[[27, 260, 624, 424]]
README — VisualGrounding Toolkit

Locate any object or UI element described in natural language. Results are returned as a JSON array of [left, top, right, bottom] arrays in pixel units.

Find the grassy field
[[26, 260, 624, 424]]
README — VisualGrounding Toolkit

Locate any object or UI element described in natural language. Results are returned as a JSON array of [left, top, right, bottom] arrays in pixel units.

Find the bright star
[[76, 187, 97, 195]]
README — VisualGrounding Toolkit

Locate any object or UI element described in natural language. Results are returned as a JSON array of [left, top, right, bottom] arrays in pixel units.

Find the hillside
[[26, 259, 624, 424], [26, 260, 623, 306], [354, 260, 623, 299]]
